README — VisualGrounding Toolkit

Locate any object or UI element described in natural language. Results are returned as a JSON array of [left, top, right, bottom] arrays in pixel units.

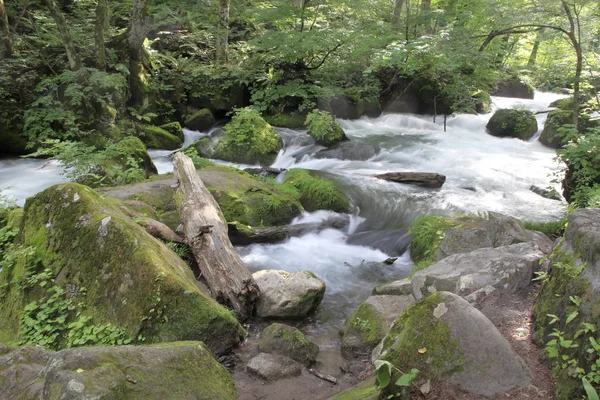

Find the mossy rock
[[264, 112, 306, 129], [304, 110, 349, 147], [258, 323, 319, 366], [284, 169, 349, 213], [493, 76, 535, 99], [184, 108, 216, 131], [96, 137, 157, 186], [486, 109, 538, 140], [0, 341, 238, 400], [193, 137, 219, 158], [329, 379, 379, 400], [141, 126, 182, 150], [159, 121, 184, 141], [0, 183, 245, 353], [379, 291, 531, 398], [539, 109, 572, 149], [215, 107, 282, 166]]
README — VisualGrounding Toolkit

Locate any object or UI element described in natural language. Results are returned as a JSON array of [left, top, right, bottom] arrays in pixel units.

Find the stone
[[0, 183, 245, 354], [379, 291, 532, 398], [372, 278, 413, 296], [412, 241, 544, 302], [539, 109, 571, 149], [141, 125, 182, 150], [375, 172, 445, 188], [246, 353, 302, 381], [0, 342, 237, 400], [253, 270, 326, 318], [258, 323, 319, 366], [487, 211, 531, 246], [436, 227, 493, 260], [492, 77, 535, 99], [528, 230, 554, 255], [159, 121, 184, 141], [530, 184, 562, 200], [341, 295, 415, 359], [184, 108, 216, 131], [486, 109, 538, 140]]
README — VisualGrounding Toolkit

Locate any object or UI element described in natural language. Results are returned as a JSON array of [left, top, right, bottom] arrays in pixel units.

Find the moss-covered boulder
[[378, 291, 531, 398], [0, 183, 245, 353], [159, 121, 184, 141], [258, 323, 319, 366], [252, 270, 326, 318], [284, 169, 349, 212], [141, 125, 182, 150], [97, 137, 157, 185], [539, 109, 571, 149], [493, 76, 535, 99], [184, 108, 216, 131], [215, 107, 282, 166], [0, 342, 238, 400], [341, 295, 414, 360], [264, 112, 306, 129], [486, 108, 538, 140], [533, 209, 600, 399], [304, 109, 349, 147]]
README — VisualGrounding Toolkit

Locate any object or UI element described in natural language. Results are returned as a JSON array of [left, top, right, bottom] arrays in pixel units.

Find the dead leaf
[[418, 347, 427, 354]]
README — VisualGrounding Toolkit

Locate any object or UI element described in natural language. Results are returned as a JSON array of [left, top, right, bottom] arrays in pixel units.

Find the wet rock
[[341, 295, 415, 359], [527, 230, 554, 255], [314, 143, 376, 161], [246, 353, 302, 381], [492, 77, 535, 99], [258, 323, 319, 366], [412, 242, 544, 302], [530, 185, 562, 200], [436, 227, 493, 260], [244, 167, 284, 179], [305, 110, 349, 147], [487, 211, 531, 246], [379, 291, 532, 398], [374, 172, 446, 188], [372, 278, 413, 296], [486, 109, 538, 140], [253, 270, 326, 318], [0, 342, 237, 400], [184, 108, 216, 131]]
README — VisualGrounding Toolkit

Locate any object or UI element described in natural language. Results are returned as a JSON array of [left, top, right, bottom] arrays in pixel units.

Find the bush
[[304, 110, 348, 146]]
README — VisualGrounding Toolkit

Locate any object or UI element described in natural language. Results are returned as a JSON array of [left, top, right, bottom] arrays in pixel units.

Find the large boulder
[[492, 76, 535, 99], [215, 107, 282, 166], [378, 291, 532, 398], [258, 323, 319, 366], [412, 241, 544, 302], [141, 125, 182, 150], [184, 108, 216, 131], [304, 110, 349, 147], [159, 121, 184, 141], [253, 270, 326, 318], [96, 137, 158, 186], [246, 353, 302, 381], [486, 108, 538, 140], [0, 342, 238, 400], [539, 109, 571, 149], [341, 295, 414, 359], [533, 209, 600, 399], [0, 183, 245, 354]]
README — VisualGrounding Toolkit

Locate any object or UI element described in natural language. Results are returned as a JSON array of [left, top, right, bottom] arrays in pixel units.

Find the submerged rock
[[530, 184, 562, 201], [0, 342, 238, 400], [258, 323, 319, 366], [486, 108, 538, 140], [246, 353, 302, 381], [0, 183, 245, 353], [253, 270, 326, 318], [375, 172, 446, 188], [341, 295, 414, 359], [379, 291, 532, 398]]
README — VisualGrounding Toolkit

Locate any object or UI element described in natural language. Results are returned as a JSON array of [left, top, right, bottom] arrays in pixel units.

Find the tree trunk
[[95, 0, 108, 70], [173, 152, 259, 319], [128, 0, 149, 107], [0, 0, 13, 58], [215, 0, 229, 63], [43, 0, 80, 70], [391, 0, 404, 28], [527, 31, 542, 68]]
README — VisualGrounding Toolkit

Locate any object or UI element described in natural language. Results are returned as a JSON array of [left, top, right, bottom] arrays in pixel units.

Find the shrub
[[304, 110, 348, 146]]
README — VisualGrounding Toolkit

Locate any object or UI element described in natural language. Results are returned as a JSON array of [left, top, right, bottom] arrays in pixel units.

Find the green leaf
[[395, 368, 419, 387], [583, 377, 599, 400], [374, 360, 392, 389]]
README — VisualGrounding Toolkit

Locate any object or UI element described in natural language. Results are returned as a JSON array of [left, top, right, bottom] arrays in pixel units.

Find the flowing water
[[0, 92, 567, 375]]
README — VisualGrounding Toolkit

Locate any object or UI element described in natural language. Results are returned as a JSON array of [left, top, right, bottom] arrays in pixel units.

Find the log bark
[[118, 204, 184, 244], [95, 0, 108, 70], [173, 152, 259, 319], [375, 172, 446, 188]]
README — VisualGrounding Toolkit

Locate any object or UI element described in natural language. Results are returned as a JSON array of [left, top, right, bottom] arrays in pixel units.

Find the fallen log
[[228, 214, 350, 245], [309, 368, 338, 384], [118, 204, 184, 244], [173, 152, 260, 319], [374, 172, 446, 188]]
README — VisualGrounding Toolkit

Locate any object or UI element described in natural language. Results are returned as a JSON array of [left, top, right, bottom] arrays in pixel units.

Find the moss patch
[[408, 215, 456, 266], [486, 108, 538, 140], [159, 121, 184, 141], [184, 108, 216, 131], [330, 379, 379, 400], [258, 323, 319, 366], [141, 126, 182, 150], [264, 112, 306, 128], [342, 302, 388, 353], [304, 109, 348, 147], [284, 169, 349, 212]]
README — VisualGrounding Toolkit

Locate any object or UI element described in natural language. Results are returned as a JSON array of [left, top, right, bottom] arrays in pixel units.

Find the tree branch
[[306, 42, 342, 70]]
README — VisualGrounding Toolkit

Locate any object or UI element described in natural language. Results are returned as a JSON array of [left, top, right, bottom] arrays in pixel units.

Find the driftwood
[[118, 204, 184, 244], [228, 214, 350, 245], [173, 152, 259, 319], [309, 368, 337, 384], [375, 172, 446, 188]]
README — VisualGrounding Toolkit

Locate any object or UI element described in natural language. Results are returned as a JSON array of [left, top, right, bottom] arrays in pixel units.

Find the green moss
[[304, 110, 348, 146], [159, 121, 184, 141], [141, 126, 182, 150], [486, 108, 538, 140], [343, 302, 387, 348], [408, 215, 456, 265], [380, 292, 464, 395], [284, 169, 349, 212], [184, 108, 216, 131], [0, 183, 244, 352], [258, 323, 319, 366], [102, 137, 158, 183], [330, 379, 379, 400], [215, 107, 282, 166], [264, 112, 306, 128], [523, 218, 567, 240]]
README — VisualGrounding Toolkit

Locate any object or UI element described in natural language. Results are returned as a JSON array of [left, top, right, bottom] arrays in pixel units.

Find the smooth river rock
[[246, 353, 302, 381], [375, 172, 446, 188]]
